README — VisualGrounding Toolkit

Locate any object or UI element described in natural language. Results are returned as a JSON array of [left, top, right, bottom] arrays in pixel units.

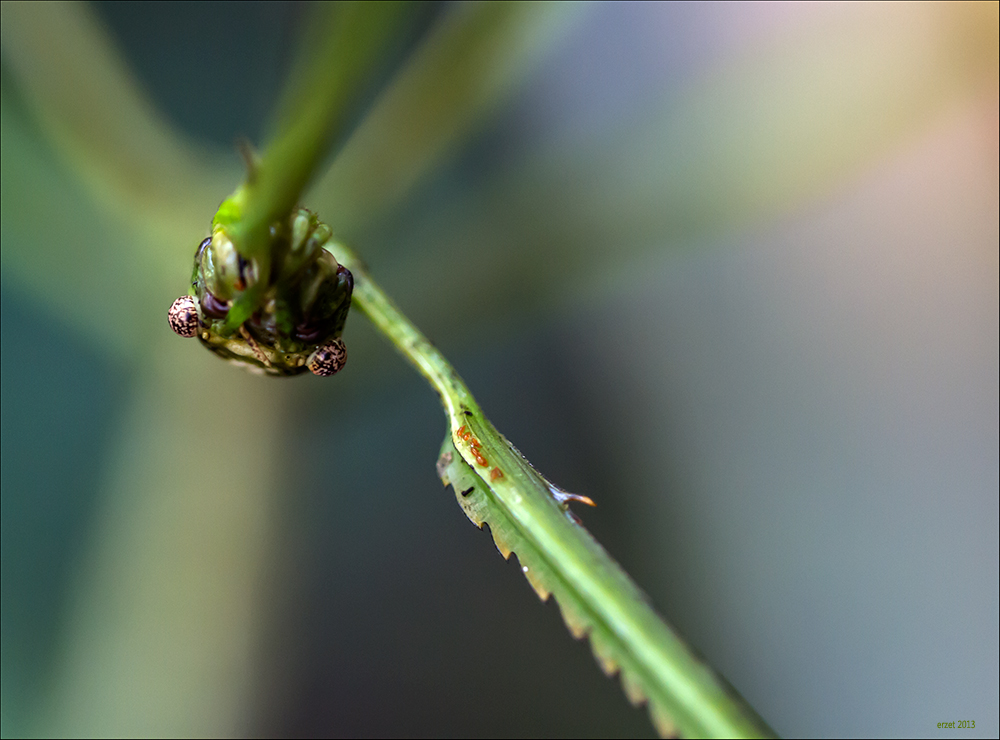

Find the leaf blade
[[338, 243, 775, 739]]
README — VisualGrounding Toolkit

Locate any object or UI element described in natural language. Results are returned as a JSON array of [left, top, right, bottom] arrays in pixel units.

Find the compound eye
[[168, 296, 199, 337], [307, 338, 347, 377]]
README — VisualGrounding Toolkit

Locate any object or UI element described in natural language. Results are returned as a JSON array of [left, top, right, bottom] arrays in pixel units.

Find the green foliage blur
[[2, 2, 997, 737]]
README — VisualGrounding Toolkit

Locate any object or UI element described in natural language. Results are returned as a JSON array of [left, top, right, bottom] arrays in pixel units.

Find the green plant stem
[[333, 243, 776, 739], [217, 1, 415, 333], [201, 3, 775, 732]]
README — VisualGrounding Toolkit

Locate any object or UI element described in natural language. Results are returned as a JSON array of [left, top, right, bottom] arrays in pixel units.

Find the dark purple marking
[[200, 290, 229, 319]]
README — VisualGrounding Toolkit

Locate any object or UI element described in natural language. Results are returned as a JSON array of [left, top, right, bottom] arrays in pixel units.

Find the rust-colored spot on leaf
[[490, 467, 504, 481]]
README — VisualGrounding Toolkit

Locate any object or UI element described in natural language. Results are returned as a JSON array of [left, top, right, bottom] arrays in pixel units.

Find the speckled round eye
[[307, 338, 347, 377], [168, 296, 199, 338]]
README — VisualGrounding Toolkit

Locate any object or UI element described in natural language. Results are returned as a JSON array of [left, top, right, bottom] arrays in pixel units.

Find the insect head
[[168, 209, 353, 377]]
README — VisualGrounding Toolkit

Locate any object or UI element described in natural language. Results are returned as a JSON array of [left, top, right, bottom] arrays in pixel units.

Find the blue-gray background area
[[2, 3, 997, 738]]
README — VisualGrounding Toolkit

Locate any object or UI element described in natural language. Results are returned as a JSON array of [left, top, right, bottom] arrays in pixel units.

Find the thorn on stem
[[551, 487, 596, 508], [236, 137, 260, 183]]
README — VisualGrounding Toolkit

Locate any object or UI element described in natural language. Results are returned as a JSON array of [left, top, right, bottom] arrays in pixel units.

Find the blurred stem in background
[[1, 1, 996, 737], [101, 0, 775, 731], [0, 2, 589, 734]]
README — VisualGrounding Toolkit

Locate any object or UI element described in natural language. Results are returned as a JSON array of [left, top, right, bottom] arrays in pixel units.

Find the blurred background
[[2, 2, 997, 737]]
